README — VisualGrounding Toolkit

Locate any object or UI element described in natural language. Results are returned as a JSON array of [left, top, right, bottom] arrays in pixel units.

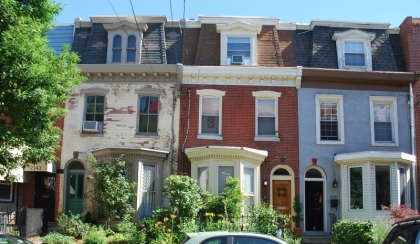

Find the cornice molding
[[332, 29, 375, 41], [91, 147, 169, 161], [182, 66, 302, 88], [199, 15, 279, 26], [104, 21, 147, 32], [78, 64, 183, 83], [334, 151, 415, 165], [296, 20, 391, 31], [216, 21, 262, 34], [185, 146, 267, 164]]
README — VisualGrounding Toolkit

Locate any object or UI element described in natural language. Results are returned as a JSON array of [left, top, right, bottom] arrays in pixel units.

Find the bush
[[41, 232, 74, 244], [57, 212, 90, 239], [247, 201, 285, 236], [332, 220, 374, 244], [83, 230, 107, 244], [372, 217, 393, 244], [382, 204, 419, 221]]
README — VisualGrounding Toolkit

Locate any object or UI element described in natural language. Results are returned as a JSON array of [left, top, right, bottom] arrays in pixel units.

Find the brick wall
[[193, 24, 220, 66], [278, 30, 296, 67], [177, 85, 300, 199], [257, 26, 283, 67], [400, 16, 420, 205], [182, 28, 200, 65]]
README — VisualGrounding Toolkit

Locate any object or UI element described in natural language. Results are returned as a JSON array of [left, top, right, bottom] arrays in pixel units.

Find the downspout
[[181, 89, 191, 174], [170, 89, 176, 175], [409, 82, 418, 210]]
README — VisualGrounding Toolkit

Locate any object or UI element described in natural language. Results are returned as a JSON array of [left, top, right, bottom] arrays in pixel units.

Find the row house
[[296, 20, 418, 233], [179, 16, 302, 218], [58, 16, 183, 221], [0, 24, 75, 224]]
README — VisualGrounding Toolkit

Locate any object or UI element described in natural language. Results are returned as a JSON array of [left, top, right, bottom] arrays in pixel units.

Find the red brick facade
[[400, 16, 420, 205], [177, 85, 300, 199], [257, 26, 284, 67]]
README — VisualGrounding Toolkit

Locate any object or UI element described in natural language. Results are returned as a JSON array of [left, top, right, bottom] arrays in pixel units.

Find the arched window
[[305, 168, 323, 178], [273, 168, 290, 176], [127, 35, 136, 62], [112, 35, 122, 62], [68, 161, 84, 170]]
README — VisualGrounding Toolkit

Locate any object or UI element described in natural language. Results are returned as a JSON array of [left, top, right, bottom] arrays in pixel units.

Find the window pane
[[218, 166, 234, 193], [349, 167, 363, 209], [149, 96, 159, 114], [228, 37, 250, 43], [127, 50, 135, 62], [96, 96, 104, 103], [113, 35, 122, 48], [202, 98, 219, 115], [258, 99, 275, 116], [197, 167, 209, 191], [320, 121, 338, 140], [95, 104, 104, 113], [140, 96, 149, 113], [85, 114, 95, 121], [95, 114, 104, 122], [86, 96, 95, 103], [227, 43, 251, 51], [244, 168, 254, 194], [127, 35, 136, 48], [201, 237, 228, 244], [0, 184, 12, 201], [345, 53, 365, 66], [320, 103, 337, 120], [143, 164, 156, 191], [233, 236, 277, 244], [141, 164, 156, 218], [376, 166, 390, 210], [258, 117, 275, 135], [374, 122, 392, 141], [139, 115, 148, 132], [345, 41, 364, 53], [77, 175, 84, 199], [399, 167, 407, 205], [112, 49, 121, 63], [148, 115, 158, 132], [69, 175, 76, 199], [305, 168, 322, 178], [201, 116, 219, 134], [86, 104, 95, 113]]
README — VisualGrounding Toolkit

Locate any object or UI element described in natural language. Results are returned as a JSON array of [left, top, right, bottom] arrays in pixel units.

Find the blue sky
[[55, 0, 419, 28]]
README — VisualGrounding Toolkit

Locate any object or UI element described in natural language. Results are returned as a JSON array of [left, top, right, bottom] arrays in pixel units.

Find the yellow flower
[[170, 214, 177, 219], [164, 217, 169, 222], [167, 229, 172, 232], [155, 221, 162, 227], [166, 234, 170, 237]]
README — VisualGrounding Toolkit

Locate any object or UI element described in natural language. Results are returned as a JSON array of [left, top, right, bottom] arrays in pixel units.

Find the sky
[[54, 0, 420, 28]]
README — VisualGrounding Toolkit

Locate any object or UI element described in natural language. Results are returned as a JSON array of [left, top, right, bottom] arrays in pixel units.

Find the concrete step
[[300, 235, 333, 244]]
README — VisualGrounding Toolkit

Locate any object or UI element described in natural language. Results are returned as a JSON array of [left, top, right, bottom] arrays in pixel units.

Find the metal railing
[[0, 207, 46, 237]]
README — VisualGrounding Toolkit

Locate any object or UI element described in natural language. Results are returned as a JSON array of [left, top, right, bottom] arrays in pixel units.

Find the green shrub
[[247, 201, 287, 236], [83, 230, 107, 244], [107, 233, 129, 244], [57, 212, 90, 238], [332, 220, 374, 244], [372, 217, 393, 244], [41, 232, 74, 244]]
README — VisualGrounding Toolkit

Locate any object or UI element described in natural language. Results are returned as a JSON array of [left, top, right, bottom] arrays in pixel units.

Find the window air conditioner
[[231, 55, 244, 65], [83, 121, 99, 132]]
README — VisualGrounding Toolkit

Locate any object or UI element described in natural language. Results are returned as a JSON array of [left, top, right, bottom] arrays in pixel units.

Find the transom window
[[0, 183, 13, 202], [344, 41, 365, 66], [139, 96, 159, 134], [369, 96, 398, 146], [86, 95, 104, 123], [315, 94, 344, 144], [227, 37, 251, 65]]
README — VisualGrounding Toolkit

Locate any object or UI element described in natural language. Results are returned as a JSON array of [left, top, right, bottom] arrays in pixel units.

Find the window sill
[[372, 142, 398, 147], [316, 140, 345, 145], [80, 133, 104, 137], [254, 136, 280, 142], [197, 134, 223, 140], [341, 66, 370, 71], [135, 133, 159, 138]]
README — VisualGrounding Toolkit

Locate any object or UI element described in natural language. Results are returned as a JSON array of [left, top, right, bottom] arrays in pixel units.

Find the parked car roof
[[181, 231, 287, 244], [382, 216, 420, 244], [0, 232, 33, 244]]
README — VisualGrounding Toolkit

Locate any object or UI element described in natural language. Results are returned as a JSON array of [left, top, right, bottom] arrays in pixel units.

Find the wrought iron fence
[[0, 207, 46, 237]]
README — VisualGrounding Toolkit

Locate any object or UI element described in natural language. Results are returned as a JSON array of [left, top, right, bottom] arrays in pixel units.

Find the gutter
[[410, 82, 418, 210]]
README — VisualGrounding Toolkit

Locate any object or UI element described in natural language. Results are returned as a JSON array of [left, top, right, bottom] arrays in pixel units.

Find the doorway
[[272, 180, 292, 215], [304, 167, 325, 232], [66, 161, 85, 215], [34, 173, 56, 222]]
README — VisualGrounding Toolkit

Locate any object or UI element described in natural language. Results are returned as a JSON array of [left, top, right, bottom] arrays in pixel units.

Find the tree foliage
[[0, 0, 84, 181]]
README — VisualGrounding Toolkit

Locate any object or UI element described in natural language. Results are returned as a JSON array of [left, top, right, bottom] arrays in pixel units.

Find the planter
[[293, 227, 302, 236]]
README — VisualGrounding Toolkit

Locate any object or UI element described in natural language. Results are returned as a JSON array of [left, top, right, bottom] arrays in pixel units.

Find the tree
[[0, 0, 84, 181]]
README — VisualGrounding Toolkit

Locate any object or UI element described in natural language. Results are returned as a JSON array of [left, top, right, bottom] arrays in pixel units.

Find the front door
[[272, 180, 292, 215], [66, 173, 84, 215], [34, 173, 56, 222], [305, 181, 324, 231]]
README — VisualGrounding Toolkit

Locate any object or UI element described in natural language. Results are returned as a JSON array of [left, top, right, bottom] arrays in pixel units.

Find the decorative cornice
[[103, 21, 147, 32], [216, 21, 262, 34], [182, 66, 302, 88], [332, 29, 375, 41], [91, 147, 169, 161], [185, 146, 267, 164], [78, 64, 182, 83], [334, 151, 415, 165]]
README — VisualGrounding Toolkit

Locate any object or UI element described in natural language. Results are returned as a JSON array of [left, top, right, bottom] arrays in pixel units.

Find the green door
[[66, 173, 84, 215]]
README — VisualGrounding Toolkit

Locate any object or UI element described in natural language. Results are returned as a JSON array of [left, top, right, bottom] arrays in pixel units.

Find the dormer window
[[217, 21, 262, 66], [227, 37, 251, 65], [332, 30, 375, 71], [104, 21, 147, 64], [112, 35, 122, 63]]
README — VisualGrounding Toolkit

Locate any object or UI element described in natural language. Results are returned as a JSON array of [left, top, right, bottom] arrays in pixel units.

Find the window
[[252, 91, 281, 141], [375, 166, 390, 210], [127, 35, 136, 62], [243, 167, 254, 195], [369, 96, 398, 146], [315, 94, 344, 144], [104, 21, 146, 64], [197, 89, 226, 140], [349, 167, 363, 210], [139, 96, 159, 134], [227, 37, 251, 65], [399, 167, 407, 205], [84, 95, 104, 133], [332, 29, 375, 71], [140, 164, 156, 218], [0, 182, 13, 201], [112, 35, 122, 63], [197, 166, 209, 191], [217, 21, 261, 66], [218, 166, 234, 194]]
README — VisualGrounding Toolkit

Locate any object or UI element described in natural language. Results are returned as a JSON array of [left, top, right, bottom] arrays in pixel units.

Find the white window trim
[[217, 21, 261, 66], [106, 30, 143, 64], [197, 89, 226, 140], [348, 166, 364, 211], [0, 182, 13, 202], [252, 91, 281, 141], [332, 30, 375, 71], [369, 96, 399, 146], [136, 91, 160, 136], [315, 94, 344, 145]]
